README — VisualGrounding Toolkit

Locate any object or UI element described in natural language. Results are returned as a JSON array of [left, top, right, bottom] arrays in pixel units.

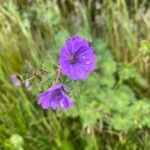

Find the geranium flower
[[58, 35, 96, 80], [37, 83, 73, 110]]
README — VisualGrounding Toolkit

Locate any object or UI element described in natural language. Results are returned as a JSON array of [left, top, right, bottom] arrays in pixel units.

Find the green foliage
[[10, 134, 24, 150], [139, 40, 150, 56], [119, 65, 137, 80], [65, 39, 150, 132]]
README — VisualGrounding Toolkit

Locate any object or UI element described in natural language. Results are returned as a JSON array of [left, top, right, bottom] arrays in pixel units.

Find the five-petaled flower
[[10, 74, 21, 86], [58, 35, 96, 80], [37, 83, 73, 110]]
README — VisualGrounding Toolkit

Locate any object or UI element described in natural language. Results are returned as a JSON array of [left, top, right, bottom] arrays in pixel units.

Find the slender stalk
[[53, 66, 61, 84]]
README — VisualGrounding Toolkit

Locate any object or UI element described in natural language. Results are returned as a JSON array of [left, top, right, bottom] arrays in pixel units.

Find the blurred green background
[[0, 0, 150, 149]]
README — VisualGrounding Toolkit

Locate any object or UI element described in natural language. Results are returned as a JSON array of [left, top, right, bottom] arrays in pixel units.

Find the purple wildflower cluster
[[11, 35, 96, 110]]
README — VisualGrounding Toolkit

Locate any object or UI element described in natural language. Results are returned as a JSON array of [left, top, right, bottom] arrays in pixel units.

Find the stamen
[[69, 54, 78, 64]]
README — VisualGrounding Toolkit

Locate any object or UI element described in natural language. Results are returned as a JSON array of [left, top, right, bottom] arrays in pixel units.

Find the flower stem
[[53, 66, 61, 84], [22, 75, 35, 84]]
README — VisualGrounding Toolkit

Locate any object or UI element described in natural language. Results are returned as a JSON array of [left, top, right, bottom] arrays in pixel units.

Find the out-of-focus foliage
[[0, 0, 150, 150]]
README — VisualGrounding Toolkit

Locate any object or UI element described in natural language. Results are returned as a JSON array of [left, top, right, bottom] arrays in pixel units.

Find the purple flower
[[10, 74, 21, 86], [58, 35, 96, 80], [37, 83, 73, 110]]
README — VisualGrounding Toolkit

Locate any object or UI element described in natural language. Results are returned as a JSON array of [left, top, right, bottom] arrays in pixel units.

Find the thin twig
[[53, 66, 61, 84], [22, 75, 35, 84]]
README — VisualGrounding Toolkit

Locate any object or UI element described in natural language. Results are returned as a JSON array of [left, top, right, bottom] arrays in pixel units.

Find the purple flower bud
[[37, 83, 73, 110], [25, 81, 31, 88], [58, 35, 96, 80], [10, 74, 21, 86]]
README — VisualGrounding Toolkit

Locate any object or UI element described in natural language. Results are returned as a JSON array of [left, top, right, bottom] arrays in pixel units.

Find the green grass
[[0, 0, 150, 149]]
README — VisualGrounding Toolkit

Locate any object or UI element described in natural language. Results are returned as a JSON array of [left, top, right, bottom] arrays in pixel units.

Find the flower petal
[[72, 64, 87, 80], [79, 53, 96, 65], [59, 47, 70, 58], [60, 98, 73, 109], [41, 97, 51, 109], [49, 99, 59, 110], [76, 47, 94, 56]]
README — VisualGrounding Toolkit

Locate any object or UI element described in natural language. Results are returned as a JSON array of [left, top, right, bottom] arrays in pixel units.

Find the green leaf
[[110, 114, 133, 131], [119, 65, 137, 80], [10, 134, 23, 150], [139, 40, 150, 55], [80, 101, 101, 126]]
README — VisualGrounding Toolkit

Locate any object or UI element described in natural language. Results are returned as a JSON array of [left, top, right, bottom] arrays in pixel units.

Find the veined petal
[[76, 47, 94, 56], [60, 92, 73, 109], [49, 99, 59, 110], [41, 97, 51, 109], [79, 53, 96, 64], [72, 64, 87, 80], [59, 47, 70, 57], [60, 98, 73, 109], [80, 63, 95, 72]]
